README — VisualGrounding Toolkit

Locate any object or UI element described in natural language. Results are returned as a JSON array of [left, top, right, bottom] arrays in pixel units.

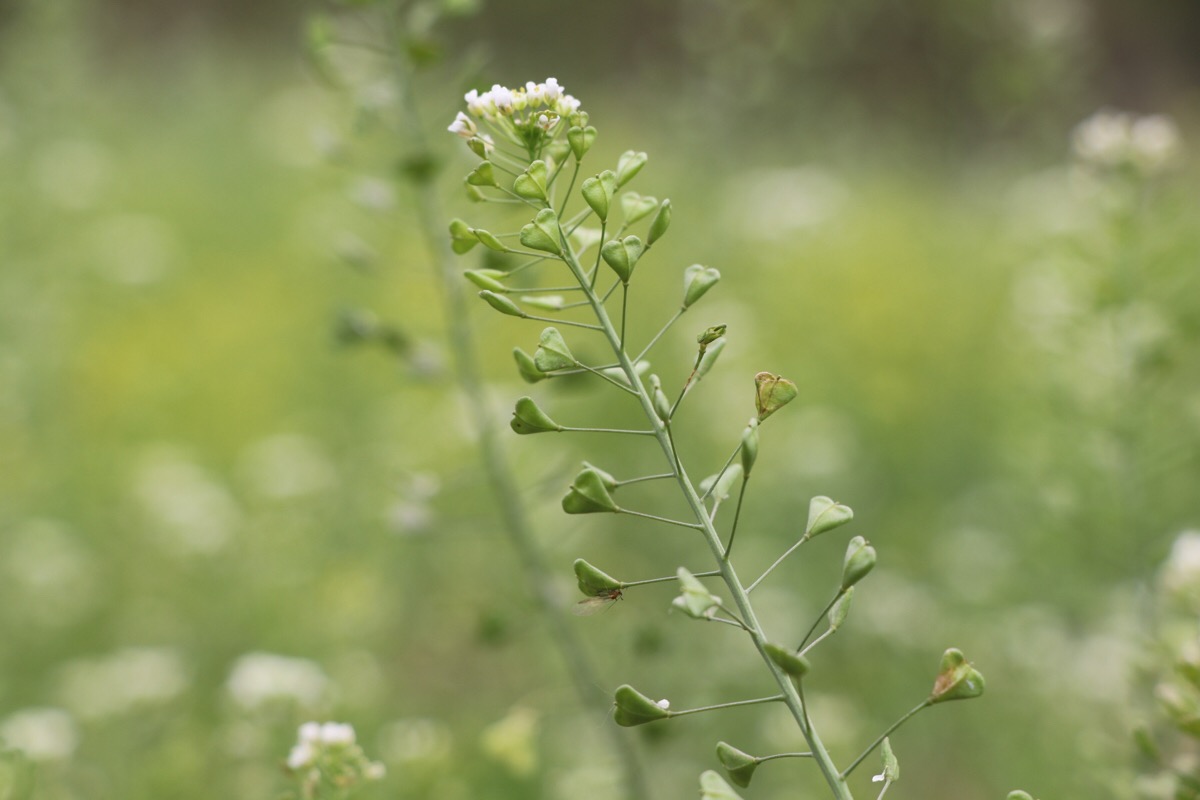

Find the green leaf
[[805, 496, 854, 538], [510, 396, 561, 434]]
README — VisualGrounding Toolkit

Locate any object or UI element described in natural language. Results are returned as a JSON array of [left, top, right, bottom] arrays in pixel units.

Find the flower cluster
[[447, 78, 584, 160], [286, 721, 384, 799], [1072, 109, 1183, 174]]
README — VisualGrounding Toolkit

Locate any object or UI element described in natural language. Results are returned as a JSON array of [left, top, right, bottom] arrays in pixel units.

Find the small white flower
[[1131, 114, 1182, 172], [287, 741, 316, 769], [490, 84, 514, 115], [872, 771, 886, 783], [556, 94, 581, 115], [543, 77, 562, 102], [524, 81, 545, 106], [298, 721, 321, 743], [319, 721, 356, 745], [1072, 109, 1132, 166], [447, 111, 476, 139], [464, 89, 486, 117], [364, 762, 387, 780], [655, 698, 670, 710], [536, 114, 552, 131]]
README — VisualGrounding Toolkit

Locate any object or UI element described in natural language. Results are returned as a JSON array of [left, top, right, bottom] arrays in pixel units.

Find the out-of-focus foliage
[[1, 1, 1199, 800]]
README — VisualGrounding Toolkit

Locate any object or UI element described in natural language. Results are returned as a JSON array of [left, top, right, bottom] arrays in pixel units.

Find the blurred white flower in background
[[723, 166, 848, 240], [86, 213, 179, 285], [238, 433, 337, 499], [4, 518, 96, 627], [1161, 530, 1200, 595], [226, 652, 329, 710], [56, 646, 188, 720], [0, 708, 78, 761], [133, 445, 241, 556], [481, 706, 539, 777], [1072, 109, 1182, 174], [30, 138, 112, 210], [377, 717, 453, 766]]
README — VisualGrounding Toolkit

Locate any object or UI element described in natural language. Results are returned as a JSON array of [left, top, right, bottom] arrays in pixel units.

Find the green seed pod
[[620, 192, 659, 225], [519, 208, 563, 255], [880, 737, 900, 783], [676, 567, 719, 618], [841, 536, 876, 590], [520, 295, 564, 312], [805, 496, 854, 539], [828, 587, 854, 631], [471, 228, 508, 252], [573, 558, 622, 596], [463, 269, 507, 292], [1006, 792, 1036, 800], [615, 150, 648, 188], [467, 136, 490, 159], [545, 139, 572, 165], [581, 170, 617, 223], [466, 161, 499, 187], [930, 648, 986, 704], [562, 467, 620, 514], [647, 198, 672, 245], [512, 160, 549, 203], [699, 770, 745, 800], [764, 642, 810, 680], [754, 372, 798, 420], [509, 396, 562, 435], [512, 347, 547, 383], [740, 420, 759, 477], [465, 184, 487, 203], [533, 327, 575, 372], [613, 685, 671, 727], [600, 235, 644, 284], [682, 265, 721, 308], [715, 742, 759, 789], [479, 290, 524, 318], [713, 463, 744, 503], [449, 218, 478, 254], [567, 125, 597, 160], [695, 338, 726, 382], [580, 461, 619, 490], [650, 374, 671, 421]]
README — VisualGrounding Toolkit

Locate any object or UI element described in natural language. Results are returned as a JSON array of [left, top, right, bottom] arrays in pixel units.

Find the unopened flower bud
[[510, 396, 561, 434], [715, 742, 759, 788], [613, 684, 671, 727]]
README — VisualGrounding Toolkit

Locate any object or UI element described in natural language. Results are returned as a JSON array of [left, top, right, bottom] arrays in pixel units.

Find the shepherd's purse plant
[[445, 78, 1023, 799]]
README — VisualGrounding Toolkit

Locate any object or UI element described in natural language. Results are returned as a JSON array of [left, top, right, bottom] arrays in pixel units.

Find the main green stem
[[390, 40, 648, 800], [559, 244, 854, 800]]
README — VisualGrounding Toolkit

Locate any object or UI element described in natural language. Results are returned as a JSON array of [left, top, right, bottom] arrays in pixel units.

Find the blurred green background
[[2, 0, 1199, 798]]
